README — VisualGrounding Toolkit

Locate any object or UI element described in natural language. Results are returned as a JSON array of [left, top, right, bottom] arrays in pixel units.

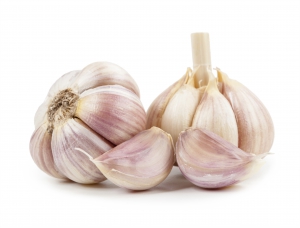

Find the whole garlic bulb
[[30, 62, 147, 184], [146, 33, 274, 188]]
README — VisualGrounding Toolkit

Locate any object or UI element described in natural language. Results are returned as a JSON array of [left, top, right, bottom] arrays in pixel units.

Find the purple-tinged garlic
[[216, 69, 274, 155], [30, 62, 147, 184], [147, 33, 274, 155], [146, 33, 274, 188], [176, 128, 265, 188], [77, 127, 174, 190]]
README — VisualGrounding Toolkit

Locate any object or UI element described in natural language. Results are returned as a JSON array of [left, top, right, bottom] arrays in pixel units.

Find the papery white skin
[[47, 70, 80, 98], [89, 127, 175, 190], [146, 68, 205, 143], [34, 100, 50, 130], [30, 62, 146, 183], [217, 69, 274, 154], [192, 75, 238, 146], [161, 84, 201, 144], [146, 75, 186, 129], [176, 128, 265, 189]]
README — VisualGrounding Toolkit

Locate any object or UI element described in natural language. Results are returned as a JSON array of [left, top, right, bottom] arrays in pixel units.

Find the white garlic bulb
[[146, 33, 274, 188], [30, 62, 147, 184], [77, 127, 175, 190]]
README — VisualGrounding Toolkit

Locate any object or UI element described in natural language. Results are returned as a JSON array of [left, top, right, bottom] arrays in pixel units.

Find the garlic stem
[[191, 33, 212, 86], [191, 33, 212, 69]]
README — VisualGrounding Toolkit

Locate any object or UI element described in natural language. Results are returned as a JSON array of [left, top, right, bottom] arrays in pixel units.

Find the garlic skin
[[192, 74, 238, 146], [90, 127, 175, 190], [161, 83, 201, 145], [176, 128, 265, 188], [30, 123, 65, 179], [146, 75, 186, 129], [76, 62, 140, 96], [76, 85, 146, 145], [51, 119, 114, 184], [217, 69, 274, 155], [30, 62, 146, 184]]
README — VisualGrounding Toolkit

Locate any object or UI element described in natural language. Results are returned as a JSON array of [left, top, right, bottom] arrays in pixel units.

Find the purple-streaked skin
[[176, 128, 265, 189], [51, 119, 114, 184], [30, 123, 65, 179], [91, 127, 175, 190], [75, 62, 140, 96], [75, 85, 147, 145], [217, 69, 274, 155], [30, 62, 146, 183]]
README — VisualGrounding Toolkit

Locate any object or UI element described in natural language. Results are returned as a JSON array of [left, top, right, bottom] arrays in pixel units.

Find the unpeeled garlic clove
[[176, 128, 265, 188], [51, 118, 114, 184], [90, 127, 175, 190], [30, 123, 65, 179], [161, 82, 201, 145], [75, 85, 146, 145], [147, 68, 206, 144], [75, 62, 140, 96], [146, 75, 186, 129], [47, 70, 80, 99], [217, 69, 274, 154], [192, 74, 238, 146]]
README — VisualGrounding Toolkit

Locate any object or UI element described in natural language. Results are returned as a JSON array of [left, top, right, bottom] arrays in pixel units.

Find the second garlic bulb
[[147, 34, 274, 156], [146, 33, 274, 188]]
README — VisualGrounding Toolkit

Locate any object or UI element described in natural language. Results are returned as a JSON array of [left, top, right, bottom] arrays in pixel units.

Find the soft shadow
[[55, 178, 114, 188], [51, 167, 246, 194], [154, 173, 196, 192], [152, 167, 245, 193], [198, 183, 245, 192]]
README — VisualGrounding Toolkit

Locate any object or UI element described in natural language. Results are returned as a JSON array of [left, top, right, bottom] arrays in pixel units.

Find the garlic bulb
[[77, 127, 175, 190], [30, 62, 147, 184], [147, 33, 274, 188]]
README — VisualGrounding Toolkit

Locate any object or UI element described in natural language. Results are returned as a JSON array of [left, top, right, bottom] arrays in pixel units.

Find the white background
[[0, 0, 299, 227]]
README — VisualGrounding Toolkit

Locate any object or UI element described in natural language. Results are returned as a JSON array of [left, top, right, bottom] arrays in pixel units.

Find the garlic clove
[[51, 118, 114, 184], [91, 127, 175, 190], [47, 70, 80, 98], [29, 123, 65, 179], [192, 74, 239, 146], [34, 98, 50, 129], [75, 85, 146, 145], [161, 83, 201, 144], [176, 128, 265, 188], [146, 74, 187, 129], [217, 69, 274, 154], [75, 62, 140, 97]]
